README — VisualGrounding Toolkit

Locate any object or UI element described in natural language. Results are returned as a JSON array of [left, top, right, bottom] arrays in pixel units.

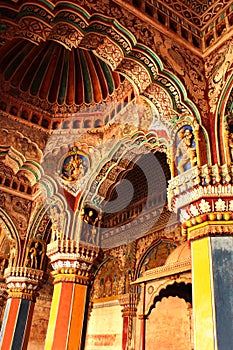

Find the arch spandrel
[[216, 75, 233, 165]]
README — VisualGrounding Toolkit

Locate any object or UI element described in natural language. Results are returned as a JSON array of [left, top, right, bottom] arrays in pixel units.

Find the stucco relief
[[0, 192, 32, 238]]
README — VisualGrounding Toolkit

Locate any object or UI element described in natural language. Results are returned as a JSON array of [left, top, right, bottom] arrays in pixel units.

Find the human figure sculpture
[[175, 128, 197, 173], [26, 241, 45, 269], [8, 242, 16, 267], [81, 209, 100, 244], [29, 242, 41, 269]]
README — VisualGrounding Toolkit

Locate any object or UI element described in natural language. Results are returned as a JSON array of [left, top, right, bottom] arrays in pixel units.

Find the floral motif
[[180, 209, 190, 222], [229, 200, 233, 212], [215, 198, 226, 212], [189, 204, 199, 217], [199, 199, 211, 213]]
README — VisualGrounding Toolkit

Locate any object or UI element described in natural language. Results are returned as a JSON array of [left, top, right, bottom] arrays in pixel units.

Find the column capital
[[0, 276, 7, 300], [4, 266, 46, 301], [168, 164, 233, 239], [47, 239, 102, 285], [118, 292, 138, 317], [186, 221, 233, 241], [168, 164, 233, 212]]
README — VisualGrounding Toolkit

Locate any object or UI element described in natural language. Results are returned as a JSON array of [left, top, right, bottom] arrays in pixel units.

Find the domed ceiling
[[0, 38, 129, 125]]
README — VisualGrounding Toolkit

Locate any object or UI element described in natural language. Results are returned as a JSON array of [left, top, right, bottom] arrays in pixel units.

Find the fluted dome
[[0, 38, 123, 115]]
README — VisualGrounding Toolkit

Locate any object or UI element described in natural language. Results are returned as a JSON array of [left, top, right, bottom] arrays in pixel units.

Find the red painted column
[[139, 283, 146, 350], [122, 316, 129, 350], [45, 239, 101, 350], [119, 292, 138, 350], [0, 267, 45, 350], [138, 315, 146, 350]]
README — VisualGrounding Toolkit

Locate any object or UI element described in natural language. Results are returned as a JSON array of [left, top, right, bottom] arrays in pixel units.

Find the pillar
[[45, 239, 101, 350], [168, 163, 233, 350], [138, 283, 146, 350], [0, 266, 45, 350], [119, 292, 138, 350], [187, 222, 233, 350]]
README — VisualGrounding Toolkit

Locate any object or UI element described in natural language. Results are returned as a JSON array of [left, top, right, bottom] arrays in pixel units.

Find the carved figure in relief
[[49, 206, 64, 241], [29, 242, 41, 269], [26, 240, 45, 270], [175, 127, 197, 173], [81, 209, 100, 245], [8, 241, 16, 267]]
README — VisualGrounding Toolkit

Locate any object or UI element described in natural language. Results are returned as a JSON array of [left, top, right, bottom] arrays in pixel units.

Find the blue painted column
[[188, 222, 233, 350], [210, 236, 233, 350]]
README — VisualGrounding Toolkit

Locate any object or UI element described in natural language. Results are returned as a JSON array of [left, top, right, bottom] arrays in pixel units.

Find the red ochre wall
[[136, 296, 193, 350], [85, 300, 123, 350]]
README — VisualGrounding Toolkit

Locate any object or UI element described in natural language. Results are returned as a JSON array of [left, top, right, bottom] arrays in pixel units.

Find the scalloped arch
[[82, 130, 168, 207], [145, 279, 192, 316]]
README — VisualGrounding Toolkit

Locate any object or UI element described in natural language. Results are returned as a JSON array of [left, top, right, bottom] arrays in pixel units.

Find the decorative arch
[[216, 76, 233, 164], [0, 209, 21, 266], [38, 175, 72, 238], [145, 279, 192, 317], [0, 1, 201, 127], [136, 239, 177, 279], [91, 256, 123, 300], [84, 130, 169, 205]]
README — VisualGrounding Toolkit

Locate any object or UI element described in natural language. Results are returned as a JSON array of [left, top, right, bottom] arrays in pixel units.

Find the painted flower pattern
[[215, 198, 226, 211], [189, 204, 199, 217], [229, 200, 233, 212], [199, 199, 211, 213]]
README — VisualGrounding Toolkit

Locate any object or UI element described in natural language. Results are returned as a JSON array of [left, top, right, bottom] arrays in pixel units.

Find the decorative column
[[168, 164, 233, 350], [138, 283, 146, 350], [0, 267, 45, 350], [118, 292, 138, 350], [45, 239, 101, 350]]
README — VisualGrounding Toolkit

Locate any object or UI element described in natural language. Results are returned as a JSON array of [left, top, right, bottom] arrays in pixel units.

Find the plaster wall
[[85, 300, 123, 350]]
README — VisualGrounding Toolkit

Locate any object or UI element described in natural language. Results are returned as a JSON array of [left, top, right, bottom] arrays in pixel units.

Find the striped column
[[0, 266, 45, 350], [189, 223, 233, 350], [45, 277, 89, 350], [0, 297, 35, 350], [45, 239, 101, 350]]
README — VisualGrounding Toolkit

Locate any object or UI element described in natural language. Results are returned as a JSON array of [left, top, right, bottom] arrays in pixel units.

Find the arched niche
[[145, 281, 193, 350], [137, 240, 177, 278], [0, 209, 21, 267], [170, 119, 210, 176]]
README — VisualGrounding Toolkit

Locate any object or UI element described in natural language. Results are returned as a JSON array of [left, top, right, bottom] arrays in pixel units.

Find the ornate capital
[[4, 267, 46, 301], [168, 164, 233, 212], [187, 221, 233, 241], [118, 292, 138, 317], [0, 276, 7, 301], [47, 239, 101, 285], [167, 164, 233, 239]]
